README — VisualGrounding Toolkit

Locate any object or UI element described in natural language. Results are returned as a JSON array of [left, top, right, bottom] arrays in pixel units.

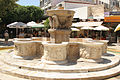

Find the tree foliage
[[0, 0, 18, 17], [2, 6, 44, 24], [44, 18, 50, 29]]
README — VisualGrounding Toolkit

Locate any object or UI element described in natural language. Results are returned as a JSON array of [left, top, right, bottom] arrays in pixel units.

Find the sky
[[16, 0, 40, 6]]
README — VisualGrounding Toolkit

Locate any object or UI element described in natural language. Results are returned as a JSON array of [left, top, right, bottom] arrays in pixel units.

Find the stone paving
[[0, 72, 28, 80], [0, 39, 120, 80]]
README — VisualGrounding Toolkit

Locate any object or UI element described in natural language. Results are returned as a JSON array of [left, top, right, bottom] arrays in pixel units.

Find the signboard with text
[[110, 11, 120, 15], [104, 12, 110, 17]]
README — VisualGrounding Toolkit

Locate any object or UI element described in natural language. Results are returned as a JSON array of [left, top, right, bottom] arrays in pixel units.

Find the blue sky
[[16, 0, 40, 6]]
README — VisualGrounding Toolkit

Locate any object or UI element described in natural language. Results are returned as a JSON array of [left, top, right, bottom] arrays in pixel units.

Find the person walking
[[4, 30, 9, 45]]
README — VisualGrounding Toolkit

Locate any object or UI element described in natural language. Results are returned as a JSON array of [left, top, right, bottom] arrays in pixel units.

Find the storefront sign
[[104, 16, 120, 22], [110, 11, 120, 15], [104, 12, 110, 17]]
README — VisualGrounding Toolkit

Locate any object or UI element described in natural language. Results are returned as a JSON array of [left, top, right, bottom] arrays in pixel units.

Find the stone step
[[0, 72, 28, 80], [0, 57, 120, 80], [0, 61, 28, 80], [1, 52, 120, 73]]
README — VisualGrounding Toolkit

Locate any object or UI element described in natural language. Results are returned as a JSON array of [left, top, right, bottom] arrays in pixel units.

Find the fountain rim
[[46, 9, 75, 16]]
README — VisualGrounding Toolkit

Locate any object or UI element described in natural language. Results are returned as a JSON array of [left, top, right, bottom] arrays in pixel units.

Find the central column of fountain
[[41, 10, 75, 64]]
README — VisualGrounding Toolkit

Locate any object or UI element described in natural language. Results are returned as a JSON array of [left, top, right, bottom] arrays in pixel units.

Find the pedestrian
[[10, 31, 13, 38], [4, 30, 9, 44], [38, 31, 41, 37], [19, 31, 24, 38]]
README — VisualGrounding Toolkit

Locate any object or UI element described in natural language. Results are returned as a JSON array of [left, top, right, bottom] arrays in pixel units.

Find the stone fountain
[[0, 9, 120, 80], [41, 10, 74, 64]]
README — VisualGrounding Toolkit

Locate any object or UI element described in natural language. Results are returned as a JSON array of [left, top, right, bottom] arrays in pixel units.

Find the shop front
[[104, 16, 120, 43]]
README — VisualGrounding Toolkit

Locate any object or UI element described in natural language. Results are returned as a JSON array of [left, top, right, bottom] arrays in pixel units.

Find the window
[[113, 2, 115, 6], [104, 3, 109, 9], [99, 1, 101, 4], [119, 2, 120, 7], [102, 2, 104, 4], [116, 2, 119, 7]]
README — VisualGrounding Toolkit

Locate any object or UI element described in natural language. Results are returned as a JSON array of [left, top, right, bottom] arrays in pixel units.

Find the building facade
[[40, 0, 95, 11]]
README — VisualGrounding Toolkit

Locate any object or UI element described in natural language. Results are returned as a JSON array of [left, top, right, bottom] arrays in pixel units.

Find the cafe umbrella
[[94, 25, 109, 39], [7, 22, 27, 36], [81, 26, 94, 37]]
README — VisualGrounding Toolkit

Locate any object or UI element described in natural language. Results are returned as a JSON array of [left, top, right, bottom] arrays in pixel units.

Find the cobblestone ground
[[0, 39, 120, 80], [106, 45, 120, 80], [0, 72, 28, 80]]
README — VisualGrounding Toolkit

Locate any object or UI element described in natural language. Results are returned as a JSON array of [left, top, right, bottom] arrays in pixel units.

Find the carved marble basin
[[47, 10, 75, 17], [47, 10, 75, 29]]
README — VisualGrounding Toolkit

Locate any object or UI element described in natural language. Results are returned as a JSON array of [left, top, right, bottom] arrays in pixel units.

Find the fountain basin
[[79, 42, 103, 59], [14, 40, 43, 59], [41, 42, 68, 64], [94, 40, 109, 54]]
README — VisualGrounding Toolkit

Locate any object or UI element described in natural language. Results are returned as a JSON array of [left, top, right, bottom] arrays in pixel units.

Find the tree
[[0, 0, 18, 17], [44, 18, 50, 29], [2, 6, 44, 24]]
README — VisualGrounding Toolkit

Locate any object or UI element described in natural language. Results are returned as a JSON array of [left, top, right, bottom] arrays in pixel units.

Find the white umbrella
[[94, 25, 109, 39], [7, 22, 27, 28], [81, 26, 94, 37], [27, 21, 37, 27], [94, 25, 109, 31], [27, 21, 45, 28], [7, 22, 27, 37], [81, 26, 94, 30], [7, 22, 18, 27]]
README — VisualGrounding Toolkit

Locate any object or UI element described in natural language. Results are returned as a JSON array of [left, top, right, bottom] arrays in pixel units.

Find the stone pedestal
[[41, 42, 68, 64], [48, 29, 71, 43]]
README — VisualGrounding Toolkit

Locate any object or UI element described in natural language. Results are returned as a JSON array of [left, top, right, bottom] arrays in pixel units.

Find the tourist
[[19, 31, 24, 38], [10, 31, 13, 38], [4, 30, 9, 44], [79, 33, 84, 38], [38, 31, 41, 37]]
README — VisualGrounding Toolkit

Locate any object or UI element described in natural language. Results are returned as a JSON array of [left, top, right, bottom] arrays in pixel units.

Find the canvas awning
[[31, 23, 45, 28], [72, 22, 103, 27], [71, 28, 80, 31], [114, 24, 120, 32]]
